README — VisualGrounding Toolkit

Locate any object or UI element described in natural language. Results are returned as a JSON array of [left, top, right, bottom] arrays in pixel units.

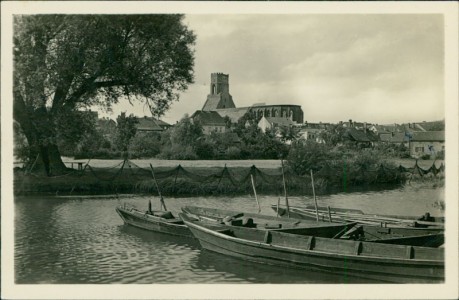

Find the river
[[14, 184, 444, 284]]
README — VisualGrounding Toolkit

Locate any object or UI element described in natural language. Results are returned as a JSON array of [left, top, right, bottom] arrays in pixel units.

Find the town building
[[258, 116, 297, 133], [190, 110, 228, 135], [298, 122, 330, 143], [136, 116, 172, 132], [409, 131, 445, 158]]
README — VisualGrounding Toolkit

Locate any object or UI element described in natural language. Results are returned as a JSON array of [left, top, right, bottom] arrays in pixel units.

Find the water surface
[[15, 185, 444, 284]]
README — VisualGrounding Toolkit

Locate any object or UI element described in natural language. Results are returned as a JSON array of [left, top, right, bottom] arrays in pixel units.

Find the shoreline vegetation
[[14, 158, 444, 197]]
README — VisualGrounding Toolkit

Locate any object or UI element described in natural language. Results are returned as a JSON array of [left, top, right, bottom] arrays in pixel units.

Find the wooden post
[[280, 159, 290, 218], [276, 197, 281, 218], [250, 174, 261, 213], [327, 205, 332, 223], [150, 163, 167, 211], [311, 169, 319, 222]]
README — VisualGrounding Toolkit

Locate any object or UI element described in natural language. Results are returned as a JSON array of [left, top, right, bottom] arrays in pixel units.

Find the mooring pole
[[250, 174, 261, 213], [150, 163, 167, 211], [311, 169, 319, 222], [281, 158, 290, 218]]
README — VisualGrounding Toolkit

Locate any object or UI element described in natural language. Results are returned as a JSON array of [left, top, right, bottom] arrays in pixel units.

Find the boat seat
[[153, 211, 174, 219], [261, 223, 282, 229]]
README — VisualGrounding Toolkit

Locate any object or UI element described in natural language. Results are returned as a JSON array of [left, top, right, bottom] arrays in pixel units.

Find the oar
[[250, 174, 261, 213], [150, 163, 167, 211]]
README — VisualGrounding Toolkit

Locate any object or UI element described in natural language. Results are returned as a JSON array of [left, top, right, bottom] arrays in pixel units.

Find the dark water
[[15, 185, 444, 284]]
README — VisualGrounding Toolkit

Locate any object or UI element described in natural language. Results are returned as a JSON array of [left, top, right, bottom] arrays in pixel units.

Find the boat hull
[[273, 205, 444, 229], [181, 214, 444, 283], [184, 205, 444, 247], [116, 206, 192, 238]]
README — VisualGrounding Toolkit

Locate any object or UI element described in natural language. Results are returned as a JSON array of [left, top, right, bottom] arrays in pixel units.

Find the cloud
[[108, 14, 445, 124]]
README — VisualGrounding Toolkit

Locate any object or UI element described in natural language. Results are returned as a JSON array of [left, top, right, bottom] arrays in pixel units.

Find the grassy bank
[[14, 158, 444, 197]]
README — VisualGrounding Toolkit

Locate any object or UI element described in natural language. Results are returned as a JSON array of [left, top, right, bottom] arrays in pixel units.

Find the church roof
[[215, 107, 250, 123], [190, 110, 227, 126], [202, 95, 221, 111]]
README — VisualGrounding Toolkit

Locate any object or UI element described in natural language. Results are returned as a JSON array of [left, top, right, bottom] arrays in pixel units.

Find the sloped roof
[[136, 117, 170, 131], [302, 122, 330, 129], [264, 117, 296, 127], [191, 110, 227, 126], [346, 128, 380, 142], [215, 107, 250, 123], [411, 131, 445, 142], [379, 132, 408, 143], [416, 121, 445, 131], [202, 95, 221, 111]]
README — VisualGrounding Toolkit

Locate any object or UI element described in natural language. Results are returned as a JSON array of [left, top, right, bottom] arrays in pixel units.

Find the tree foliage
[[287, 140, 333, 175], [277, 125, 300, 144], [319, 124, 348, 147], [55, 111, 99, 156], [115, 112, 139, 155], [13, 15, 195, 174]]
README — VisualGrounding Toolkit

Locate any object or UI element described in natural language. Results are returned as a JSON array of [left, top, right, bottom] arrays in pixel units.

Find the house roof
[[379, 132, 409, 143], [346, 128, 379, 142], [302, 122, 330, 129], [191, 110, 227, 126], [264, 117, 296, 127], [415, 121, 445, 131], [411, 131, 445, 142], [136, 117, 171, 131]]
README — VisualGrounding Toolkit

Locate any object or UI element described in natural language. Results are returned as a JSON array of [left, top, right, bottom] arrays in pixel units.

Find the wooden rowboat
[[182, 205, 357, 238], [180, 212, 444, 283], [116, 205, 192, 238], [116, 204, 355, 239], [272, 205, 444, 229], [183, 205, 444, 247]]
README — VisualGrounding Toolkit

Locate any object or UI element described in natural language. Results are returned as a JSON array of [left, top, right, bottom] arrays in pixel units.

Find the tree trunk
[[26, 142, 68, 176], [14, 96, 68, 176]]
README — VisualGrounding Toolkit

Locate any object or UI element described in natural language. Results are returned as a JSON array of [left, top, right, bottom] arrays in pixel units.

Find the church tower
[[202, 73, 236, 111]]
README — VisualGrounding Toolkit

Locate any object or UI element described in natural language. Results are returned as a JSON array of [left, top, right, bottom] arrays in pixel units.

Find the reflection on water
[[15, 185, 444, 284]]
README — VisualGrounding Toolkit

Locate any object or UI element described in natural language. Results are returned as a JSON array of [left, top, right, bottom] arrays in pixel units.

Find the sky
[[101, 14, 445, 125]]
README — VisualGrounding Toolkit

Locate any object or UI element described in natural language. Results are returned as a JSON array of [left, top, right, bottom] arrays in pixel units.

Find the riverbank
[[14, 158, 444, 196]]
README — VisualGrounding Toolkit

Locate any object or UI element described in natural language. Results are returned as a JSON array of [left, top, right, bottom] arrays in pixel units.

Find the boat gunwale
[[274, 205, 445, 229], [181, 214, 444, 266], [116, 206, 187, 227]]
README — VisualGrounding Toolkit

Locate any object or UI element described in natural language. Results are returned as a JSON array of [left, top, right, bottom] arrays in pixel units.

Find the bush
[[74, 149, 122, 159], [287, 142, 404, 187], [157, 144, 198, 160], [435, 150, 445, 160], [421, 154, 431, 160], [226, 146, 242, 159], [287, 140, 333, 175], [129, 132, 161, 158], [195, 141, 216, 159]]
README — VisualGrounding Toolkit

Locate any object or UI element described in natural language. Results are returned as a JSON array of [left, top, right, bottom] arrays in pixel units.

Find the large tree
[[115, 112, 138, 157], [13, 15, 195, 175]]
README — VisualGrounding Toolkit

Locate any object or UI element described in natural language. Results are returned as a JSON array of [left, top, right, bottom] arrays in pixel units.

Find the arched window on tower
[[212, 84, 216, 94]]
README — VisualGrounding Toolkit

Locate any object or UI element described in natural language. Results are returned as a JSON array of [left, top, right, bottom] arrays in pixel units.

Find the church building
[[200, 73, 304, 125]]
